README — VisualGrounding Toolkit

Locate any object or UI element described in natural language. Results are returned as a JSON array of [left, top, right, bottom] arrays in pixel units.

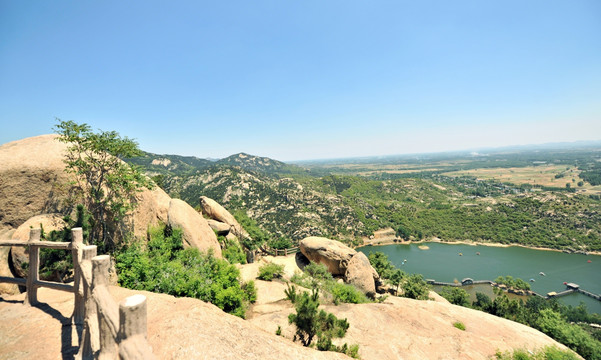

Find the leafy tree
[[367, 252, 395, 279], [389, 268, 405, 294], [402, 274, 430, 300], [440, 286, 470, 307], [472, 292, 492, 312], [268, 237, 294, 250], [54, 119, 152, 250]]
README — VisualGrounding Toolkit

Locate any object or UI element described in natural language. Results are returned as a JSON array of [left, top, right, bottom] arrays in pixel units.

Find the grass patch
[[494, 346, 579, 360], [453, 321, 466, 331]]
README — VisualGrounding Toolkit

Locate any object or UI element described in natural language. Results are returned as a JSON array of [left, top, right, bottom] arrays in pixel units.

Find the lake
[[357, 242, 601, 314]]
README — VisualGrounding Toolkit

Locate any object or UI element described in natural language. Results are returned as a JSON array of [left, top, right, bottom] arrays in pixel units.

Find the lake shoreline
[[359, 237, 601, 256]]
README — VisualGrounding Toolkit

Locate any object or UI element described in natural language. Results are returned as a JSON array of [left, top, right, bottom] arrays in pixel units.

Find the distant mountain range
[[126, 151, 309, 177]]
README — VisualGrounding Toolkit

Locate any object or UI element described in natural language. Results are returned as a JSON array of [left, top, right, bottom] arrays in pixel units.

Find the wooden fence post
[[92, 255, 117, 359], [72, 227, 84, 325], [118, 294, 155, 360], [25, 228, 41, 306], [77, 245, 98, 360]]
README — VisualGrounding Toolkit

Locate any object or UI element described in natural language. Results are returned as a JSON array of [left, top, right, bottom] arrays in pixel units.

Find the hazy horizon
[[2, 1, 600, 161]]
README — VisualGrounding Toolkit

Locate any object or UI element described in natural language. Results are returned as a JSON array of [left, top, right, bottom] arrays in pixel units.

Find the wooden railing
[[265, 246, 300, 257], [0, 228, 154, 359]]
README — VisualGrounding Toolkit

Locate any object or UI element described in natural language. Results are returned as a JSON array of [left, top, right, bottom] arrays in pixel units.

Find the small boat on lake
[[476, 252, 480, 255], [539, 272, 546, 276], [529, 278, 535, 282], [588, 260, 592, 263], [459, 253, 463, 256]]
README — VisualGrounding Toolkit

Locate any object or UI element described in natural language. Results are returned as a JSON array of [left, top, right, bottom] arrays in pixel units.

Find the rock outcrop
[[10, 214, 67, 278], [0, 135, 219, 259], [130, 186, 171, 239], [299, 236, 356, 276], [199, 196, 249, 239], [299, 237, 380, 296], [0, 135, 173, 240], [0, 228, 17, 294], [0, 135, 72, 229], [207, 219, 231, 235], [0, 286, 348, 360], [167, 199, 222, 257], [0, 253, 575, 360], [344, 252, 378, 296]]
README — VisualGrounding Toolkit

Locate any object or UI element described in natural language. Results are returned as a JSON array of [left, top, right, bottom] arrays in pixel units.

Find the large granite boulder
[[10, 214, 68, 279], [199, 196, 249, 239], [345, 252, 379, 296], [207, 219, 231, 236], [299, 237, 356, 276], [0, 228, 17, 294], [131, 186, 171, 238], [0, 135, 72, 229], [167, 199, 222, 257]]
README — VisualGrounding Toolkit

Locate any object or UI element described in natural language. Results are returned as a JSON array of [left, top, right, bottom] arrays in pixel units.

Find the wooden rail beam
[[0, 240, 71, 249], [0, 276, 26, 285], [33, 280, 74, 292]]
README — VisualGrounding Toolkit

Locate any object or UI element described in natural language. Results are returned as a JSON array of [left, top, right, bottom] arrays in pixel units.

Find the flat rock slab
[[0, 287, 348, 360]]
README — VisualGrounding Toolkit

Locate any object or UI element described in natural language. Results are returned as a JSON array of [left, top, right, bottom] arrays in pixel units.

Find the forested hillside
[[126, 148, 601, 252]]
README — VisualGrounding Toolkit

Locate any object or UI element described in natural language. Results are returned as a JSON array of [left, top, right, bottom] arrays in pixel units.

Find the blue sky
[[1, 1, 600, 161]]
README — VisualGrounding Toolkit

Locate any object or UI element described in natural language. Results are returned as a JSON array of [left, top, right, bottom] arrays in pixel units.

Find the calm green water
[[357, 242, 601, 314]]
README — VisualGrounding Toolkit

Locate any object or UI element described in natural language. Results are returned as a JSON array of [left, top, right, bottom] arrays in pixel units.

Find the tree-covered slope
[[127, 151, 601, 252]]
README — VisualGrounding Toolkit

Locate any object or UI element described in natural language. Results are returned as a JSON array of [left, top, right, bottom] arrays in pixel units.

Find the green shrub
[[233, 210, 267, 250], [303, 262, 333, 282], [285, 283, 299, 303], [287, 288, 359, 357], [329, 283, 369, 305], [453, 321, 466, 331], [115, 224, 250, 318], [37, 204, 93, 282], [222, 239, 247, 264], [242, 280, 257, 303], [257, 262, 285, 281]]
